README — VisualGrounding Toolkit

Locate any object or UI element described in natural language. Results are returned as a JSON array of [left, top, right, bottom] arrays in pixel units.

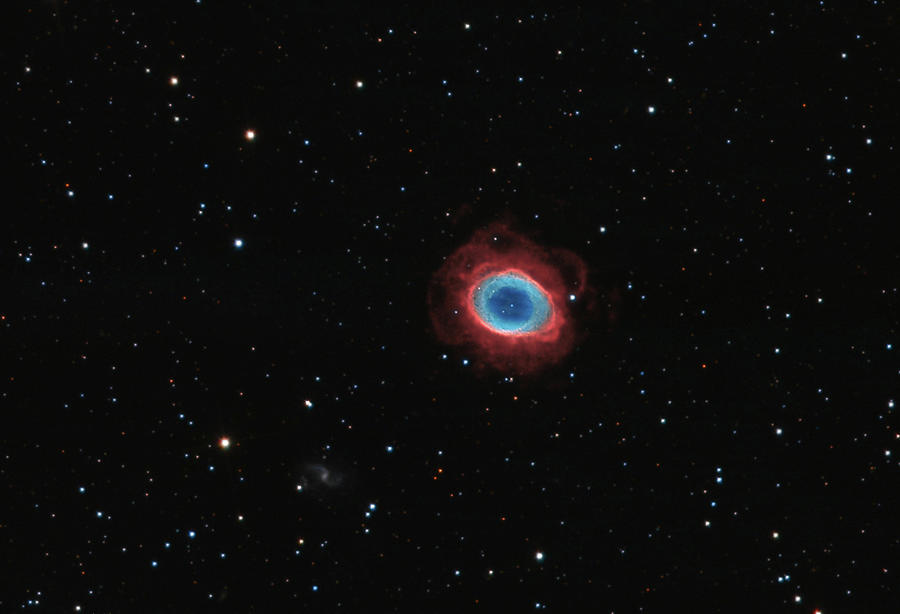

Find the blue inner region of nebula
[[472, 272, 551, 334]]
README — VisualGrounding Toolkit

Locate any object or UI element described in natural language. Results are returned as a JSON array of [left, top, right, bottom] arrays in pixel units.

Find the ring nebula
[[428, 222, 590, 374]]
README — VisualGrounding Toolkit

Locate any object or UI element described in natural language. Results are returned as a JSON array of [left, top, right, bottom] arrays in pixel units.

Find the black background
[[3, 2, 898, 612]]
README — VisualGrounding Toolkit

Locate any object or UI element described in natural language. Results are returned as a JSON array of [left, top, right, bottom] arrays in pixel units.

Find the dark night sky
[[3, 2, 899, 612]]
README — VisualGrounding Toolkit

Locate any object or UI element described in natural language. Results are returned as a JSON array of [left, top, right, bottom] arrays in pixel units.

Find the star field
[[3, 3, 898, 612]]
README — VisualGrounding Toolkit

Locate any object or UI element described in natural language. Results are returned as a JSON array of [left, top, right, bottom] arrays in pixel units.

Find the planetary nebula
[[427, 222, 590, 374], [471, 271, 551, 335]]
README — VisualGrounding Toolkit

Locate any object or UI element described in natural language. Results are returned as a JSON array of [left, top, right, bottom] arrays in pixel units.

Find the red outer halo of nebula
[[428, 222, 590, 374]]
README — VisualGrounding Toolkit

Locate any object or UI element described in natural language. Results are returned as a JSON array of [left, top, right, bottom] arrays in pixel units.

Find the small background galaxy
[[3, 4, 899, 613]]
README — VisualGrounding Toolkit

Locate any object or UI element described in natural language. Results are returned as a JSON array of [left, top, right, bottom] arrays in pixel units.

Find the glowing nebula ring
[[428, 222, 590, 374], [470, 270, 552, 335]]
